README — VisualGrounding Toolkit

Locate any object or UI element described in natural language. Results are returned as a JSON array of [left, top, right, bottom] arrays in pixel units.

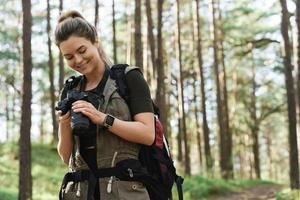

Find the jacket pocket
[[116, 180, 150, 200], [62, 181, 88, 200]]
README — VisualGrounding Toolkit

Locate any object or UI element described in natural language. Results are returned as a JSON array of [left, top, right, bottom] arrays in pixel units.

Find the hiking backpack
[[110, 64, 184, 200]]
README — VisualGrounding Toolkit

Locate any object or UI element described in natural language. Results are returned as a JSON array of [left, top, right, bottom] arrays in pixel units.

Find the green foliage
[[276, 189, 300, 200], [172, 175, 277, 200], [0, 142, 66, 200]]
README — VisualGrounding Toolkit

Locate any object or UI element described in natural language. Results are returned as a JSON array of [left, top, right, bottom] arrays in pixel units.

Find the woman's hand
[[57, 110, 71, 125], [72, 100, 106, 125]]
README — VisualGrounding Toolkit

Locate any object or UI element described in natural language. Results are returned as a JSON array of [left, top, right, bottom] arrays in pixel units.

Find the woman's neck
[[84, 61, 106, 90]]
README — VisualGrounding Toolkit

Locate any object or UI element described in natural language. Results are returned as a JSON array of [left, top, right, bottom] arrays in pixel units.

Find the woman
[[55, 10, 154, 200]]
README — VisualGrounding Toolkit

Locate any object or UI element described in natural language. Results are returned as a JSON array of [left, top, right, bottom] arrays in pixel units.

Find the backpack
[[110, 64, 184, 200]]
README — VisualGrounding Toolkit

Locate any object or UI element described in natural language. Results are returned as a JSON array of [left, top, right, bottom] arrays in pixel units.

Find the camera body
[[56, 90, 97, 137]]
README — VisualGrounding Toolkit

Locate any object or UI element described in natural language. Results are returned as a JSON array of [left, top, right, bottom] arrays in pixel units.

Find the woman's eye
[[65, 56, 73, 60], [79, 49, 86, 54]]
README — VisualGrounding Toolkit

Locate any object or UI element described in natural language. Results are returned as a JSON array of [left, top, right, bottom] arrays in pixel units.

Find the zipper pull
[[107, 151, 118, 194], [107, 177, 113, 193], [127, 168, 133, 178], [76, 182, 81, 197]]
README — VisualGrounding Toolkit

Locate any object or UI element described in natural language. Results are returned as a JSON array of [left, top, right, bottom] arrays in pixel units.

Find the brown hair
[[55, 10, 112, 66]]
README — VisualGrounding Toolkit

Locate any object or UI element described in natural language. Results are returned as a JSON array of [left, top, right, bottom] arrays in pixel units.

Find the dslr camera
[[56, 90, 99, 137]]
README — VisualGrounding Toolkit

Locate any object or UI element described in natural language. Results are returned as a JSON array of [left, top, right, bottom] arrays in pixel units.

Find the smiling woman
[[54, 10, 155, 200]]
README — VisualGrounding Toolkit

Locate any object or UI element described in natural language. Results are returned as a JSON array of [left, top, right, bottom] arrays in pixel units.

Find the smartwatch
[[103, 114, 115, 129]]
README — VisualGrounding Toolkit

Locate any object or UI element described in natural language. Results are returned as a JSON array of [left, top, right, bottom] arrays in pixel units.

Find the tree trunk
[[58, 0, 64, 92], [145, 0, 156, 80], [95, 0, 99, 28], [135, 0, 143, 70], [19, 0, 32, 199], [296, 0, 300, 133], [210, 0, 228, 179], [155, 0, 168, 140], [218, 1, 233, 178], [195, 0, 212, 171], [125, 0, 132, 64], [249, 47, 261, 179], [175, 0, 190, 175], [279, 0, 300, 189], [47, 0, 58, 142], [112, 0, 117, 63], [193, 76, 203, 168]]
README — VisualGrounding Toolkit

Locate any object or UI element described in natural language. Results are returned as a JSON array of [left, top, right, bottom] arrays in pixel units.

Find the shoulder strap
[[124, 65, 141, 75], [110, 64, 142, 103], [64, 75, 83, 91]]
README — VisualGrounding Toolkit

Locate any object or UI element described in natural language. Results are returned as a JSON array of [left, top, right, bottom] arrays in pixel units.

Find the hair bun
[[58, 10, 84, 23]]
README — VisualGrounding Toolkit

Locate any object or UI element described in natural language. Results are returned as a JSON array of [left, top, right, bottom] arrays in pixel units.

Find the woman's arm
[[71, 101, 155, 145], [57, 111, 73, 165]]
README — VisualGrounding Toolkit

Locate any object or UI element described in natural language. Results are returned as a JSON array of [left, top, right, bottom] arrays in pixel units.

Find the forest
[[1, 0, 300, 199]]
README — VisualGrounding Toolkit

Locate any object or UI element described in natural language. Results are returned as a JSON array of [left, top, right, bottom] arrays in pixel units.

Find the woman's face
[[59, 36, 101, 76]]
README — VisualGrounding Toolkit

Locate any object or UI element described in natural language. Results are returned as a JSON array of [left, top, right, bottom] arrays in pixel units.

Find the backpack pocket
[[116, 180, 150, 200], [61, 181, 88, 200]]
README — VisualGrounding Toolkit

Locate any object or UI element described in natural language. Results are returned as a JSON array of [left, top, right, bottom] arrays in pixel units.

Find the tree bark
[[19, 0, 32, 199], [47, 0, 58, 142], [175, 0, 190, 175], [145, 0, 156, 79], [155, 0, 168, 140], [210, 0, 232, 179], [58, 0, 64, 92], [95, 0, 99, 28], [218, 1, 233, 178], [250, 47, 260, 179], [135, 0, 143, 70], [279, 0, 300, 189], [125, 0, 132, 64], [112, 0, 117, 63], [195, 0, 212, 171], [296, 0, 300, 133]]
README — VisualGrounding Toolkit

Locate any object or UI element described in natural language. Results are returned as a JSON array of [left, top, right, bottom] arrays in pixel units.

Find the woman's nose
[[74, 54, 83, 64]]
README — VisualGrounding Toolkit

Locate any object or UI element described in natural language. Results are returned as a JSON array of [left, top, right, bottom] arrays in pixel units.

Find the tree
[[176, 0, 190, 175], [112, 0, 117, 63], [195, 0, 212, 171], [95, 0, 99, 28], [47, 0, 57, 142], [145, 0, 156, 79], [58, 0, 64, 92], [134, 0, 143, 70], [19, 0, 32, 199], [279, 0, 300, 189], [210, 0, 232, 179]]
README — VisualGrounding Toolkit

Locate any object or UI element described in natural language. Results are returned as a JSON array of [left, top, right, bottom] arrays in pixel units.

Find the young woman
[[55, 10, 154, 200]]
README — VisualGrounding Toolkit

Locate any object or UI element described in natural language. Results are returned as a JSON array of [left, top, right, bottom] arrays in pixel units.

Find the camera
[[56, 90, 99, 137]]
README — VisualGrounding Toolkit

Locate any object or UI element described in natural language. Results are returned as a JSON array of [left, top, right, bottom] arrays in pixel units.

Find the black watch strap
[[103, 114, 115, 129]]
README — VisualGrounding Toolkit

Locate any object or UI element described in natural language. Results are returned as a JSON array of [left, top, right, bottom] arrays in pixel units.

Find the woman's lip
[[76, 60, 90, 68]]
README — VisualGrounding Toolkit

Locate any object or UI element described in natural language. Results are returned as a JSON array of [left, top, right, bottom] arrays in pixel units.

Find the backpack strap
[[124, 65, 141, 75], [175, 175, 184, 200]]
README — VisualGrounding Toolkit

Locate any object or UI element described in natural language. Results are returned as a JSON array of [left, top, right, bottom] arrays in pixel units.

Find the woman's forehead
[[59, 36, 92, 53]]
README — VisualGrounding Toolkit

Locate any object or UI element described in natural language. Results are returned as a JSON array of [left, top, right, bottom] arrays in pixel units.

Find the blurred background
[[0, 0, 300, 199]]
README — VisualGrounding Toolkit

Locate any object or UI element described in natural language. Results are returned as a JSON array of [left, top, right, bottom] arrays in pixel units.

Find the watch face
[[105, 114, 115, 127]]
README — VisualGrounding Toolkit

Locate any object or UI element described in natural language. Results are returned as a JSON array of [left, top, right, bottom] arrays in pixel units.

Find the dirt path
[[208, 184, 283, 200]]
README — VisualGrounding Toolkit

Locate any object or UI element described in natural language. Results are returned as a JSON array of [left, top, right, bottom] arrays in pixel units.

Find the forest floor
[[209, 184, 285, 200]]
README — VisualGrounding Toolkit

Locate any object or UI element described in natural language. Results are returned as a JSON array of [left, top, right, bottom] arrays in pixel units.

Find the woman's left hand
[[72, 100, 105, 125]]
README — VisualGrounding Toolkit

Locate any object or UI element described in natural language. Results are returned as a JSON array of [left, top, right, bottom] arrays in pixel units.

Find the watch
[[103, 114, 115, 129]]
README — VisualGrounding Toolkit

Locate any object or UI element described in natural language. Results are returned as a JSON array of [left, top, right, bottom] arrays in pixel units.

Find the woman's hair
[[55, 10, 112, 66]]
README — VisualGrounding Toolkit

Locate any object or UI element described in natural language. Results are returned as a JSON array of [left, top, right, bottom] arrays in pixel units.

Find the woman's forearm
[[108, 113, 155, 146], [57, 122, 73, 165]]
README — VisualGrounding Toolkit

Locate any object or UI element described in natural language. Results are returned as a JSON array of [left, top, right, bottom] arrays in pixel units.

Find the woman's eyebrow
[[63, 45, 85, 56]]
